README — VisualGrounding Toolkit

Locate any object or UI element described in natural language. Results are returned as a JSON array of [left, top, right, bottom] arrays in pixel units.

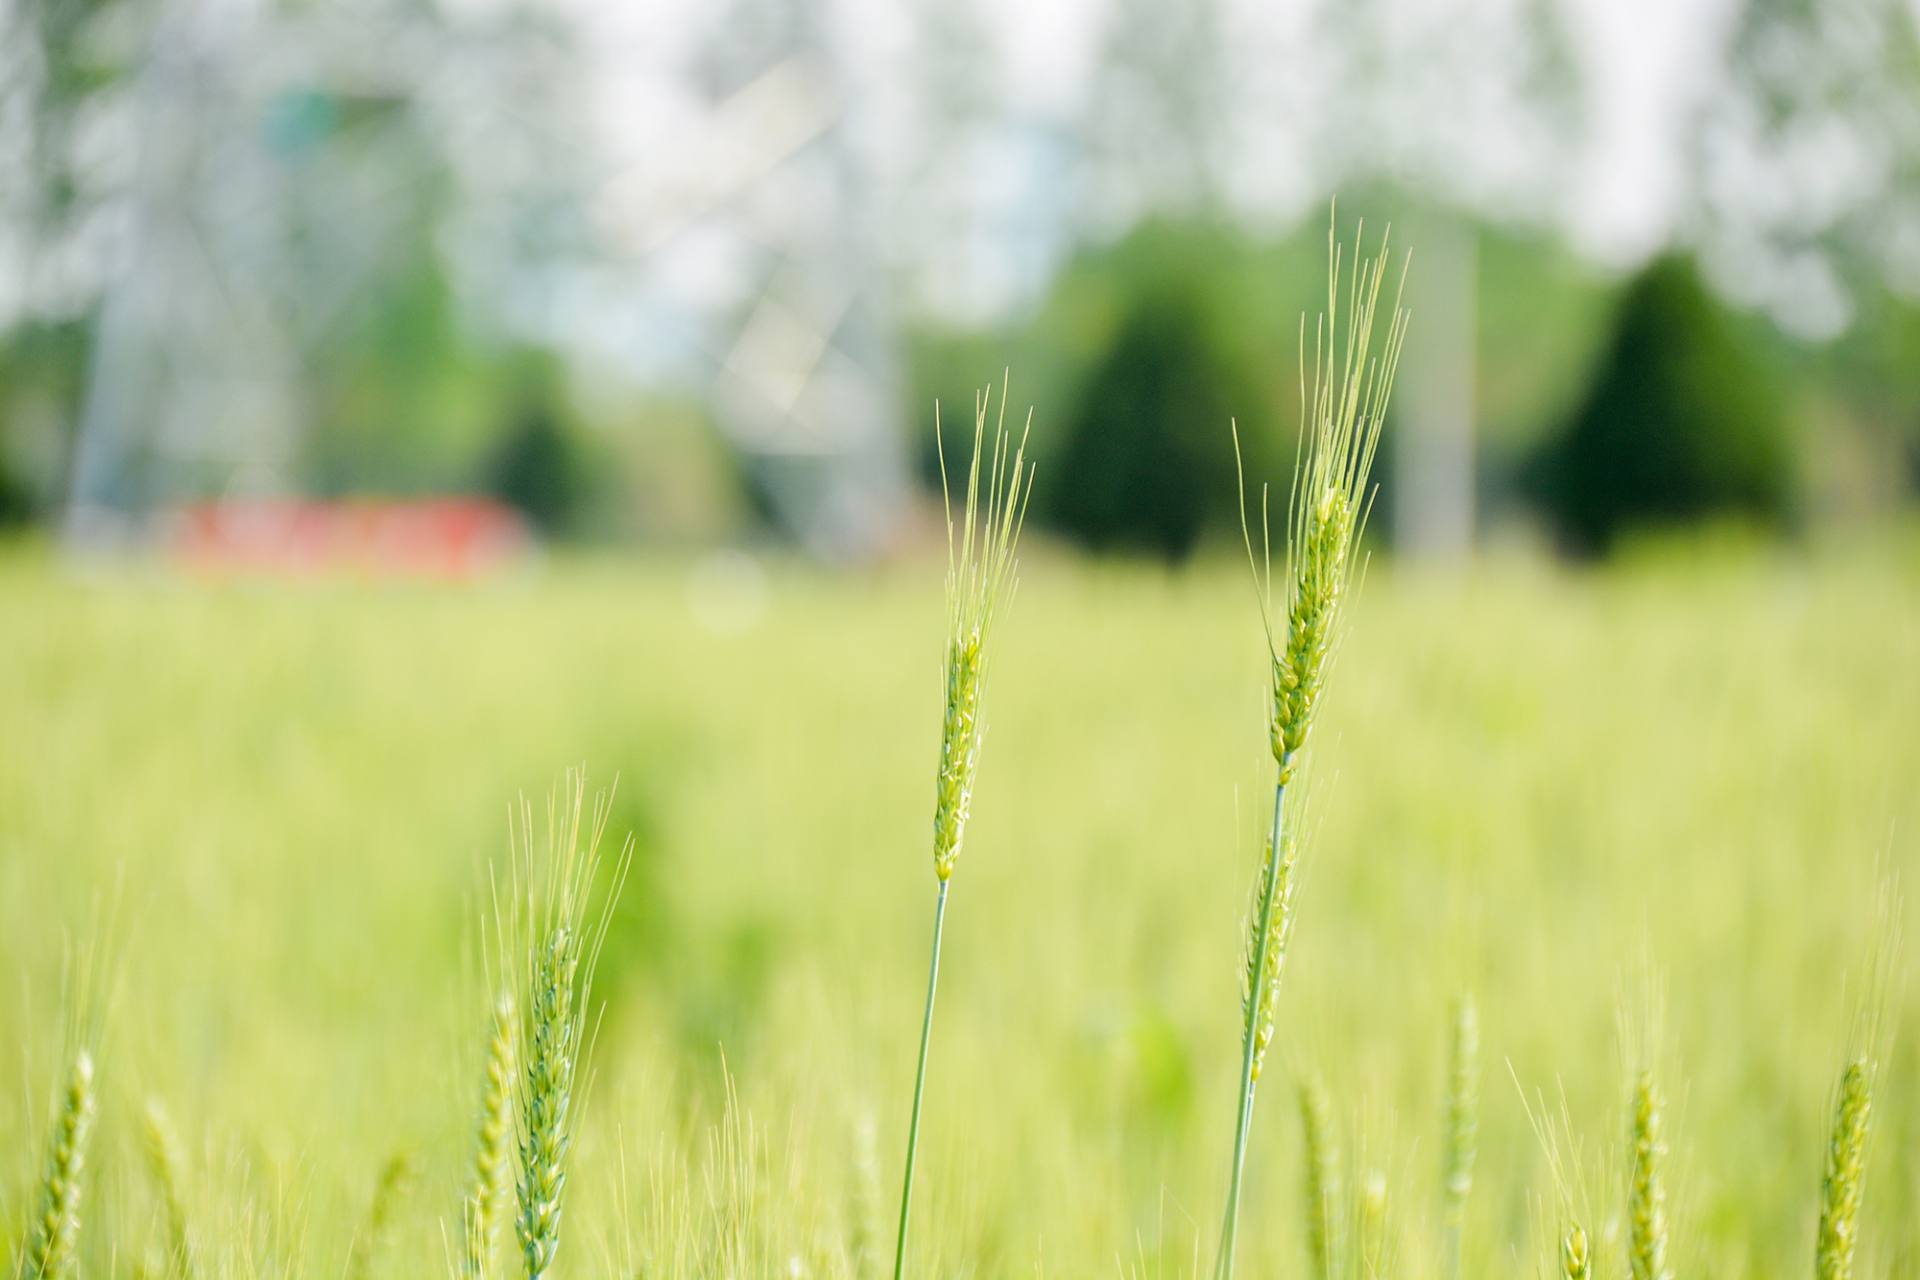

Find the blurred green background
[[0, 0, 1917, 557]]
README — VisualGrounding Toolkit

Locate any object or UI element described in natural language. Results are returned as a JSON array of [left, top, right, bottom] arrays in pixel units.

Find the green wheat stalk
[[1441, 994, 1478, 1280], [1299, 1076, 1340, 1280], [1815, 871, 1899, 1280], [1215, 213, 1409, 1280], [508, 772, 633, 1280], [892, 378, 1034, 1280], [1626, 1068, 1671, 1280], [1815, 1057, 1873, 1280], [142, 1099, 194, 1278], [461, 993, 517, 1279], [23, 1050, 96, 1280]]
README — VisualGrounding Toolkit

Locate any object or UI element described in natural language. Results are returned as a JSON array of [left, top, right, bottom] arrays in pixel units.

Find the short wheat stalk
[[1215, 215, 1409, 1280], [1815, 1057, 1874, 1280], [24, 1049, 96, 1280], [1441, 994, 1478, 1280], [1299, 1077, 1340, 1280], [892, 381, 1033, 1280], [510, 773, 632, 1280], [1627, 1069, 1671, 1280], [142, 1099, 194, 1278], [461, 993, 517, 1279]]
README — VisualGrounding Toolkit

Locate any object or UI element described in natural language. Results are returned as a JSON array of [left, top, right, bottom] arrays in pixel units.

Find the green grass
[[0, 532, 1917, 1275]]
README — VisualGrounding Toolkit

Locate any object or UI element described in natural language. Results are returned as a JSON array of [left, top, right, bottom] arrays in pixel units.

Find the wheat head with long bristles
[[931, 379, 1033, 884], [1242, 216, 1409, 785], [506, 771, 632, 1280]]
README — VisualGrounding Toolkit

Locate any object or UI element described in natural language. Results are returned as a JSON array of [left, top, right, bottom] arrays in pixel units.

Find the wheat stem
[[893, 383, 1030, 1279], [892, 879, 949, 1280], [1215, 778, 1288, 1278], [1441, 994, 1479, 1280]]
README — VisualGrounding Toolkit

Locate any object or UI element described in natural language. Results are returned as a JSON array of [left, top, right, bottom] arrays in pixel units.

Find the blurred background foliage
[[0, 0, 1917, 558]]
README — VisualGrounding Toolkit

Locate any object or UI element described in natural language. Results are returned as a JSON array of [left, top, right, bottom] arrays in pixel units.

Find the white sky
[[605, 0, 1741, 267]]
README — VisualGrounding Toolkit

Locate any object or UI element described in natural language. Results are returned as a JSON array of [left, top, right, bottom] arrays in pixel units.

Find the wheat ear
[[1299, 1076, 1340, 1280], [1626, 1069, 1671, 1280], [510, 773, 632, 1280], [893, 378, 1033, 1280], [1560, 1224, 1592, 1280], [461, 993, 517, 1279], [1215, 211, 1408, 1280], [24, 1050, 96, 1280], [142, 1099, 194, 1278], [1815, 1058, 1873, 1280]]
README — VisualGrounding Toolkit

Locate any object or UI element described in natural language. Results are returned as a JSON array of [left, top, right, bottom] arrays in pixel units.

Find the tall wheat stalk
[[1215, 214, 1409, 1280], [505, 772, 632, 1280], [892, 380, 1033, 1280]]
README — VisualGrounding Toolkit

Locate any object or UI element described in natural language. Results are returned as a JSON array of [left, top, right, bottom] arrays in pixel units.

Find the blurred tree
[[1694, 0, 1920, 338], [487, 356, 593, 538], [1530, 256, 1796, 554], [1047, 267, 1263, 561]]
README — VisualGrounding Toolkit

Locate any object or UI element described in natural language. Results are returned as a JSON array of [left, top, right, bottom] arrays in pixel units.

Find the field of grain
[[2, 532, 1917, 1277]]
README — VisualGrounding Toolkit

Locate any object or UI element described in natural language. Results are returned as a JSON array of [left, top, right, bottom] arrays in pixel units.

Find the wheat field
[[1, 530, 1917, 1276]]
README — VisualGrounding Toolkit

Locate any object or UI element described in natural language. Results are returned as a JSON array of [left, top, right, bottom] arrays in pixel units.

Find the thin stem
[[1217, 776, 1288, 1280], [893, 879, 950, 1280]]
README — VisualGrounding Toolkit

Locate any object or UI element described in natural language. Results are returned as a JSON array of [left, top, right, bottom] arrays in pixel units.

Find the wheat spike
[[1815, 1058, 1874, 1280], [1627, 1069, 1671, 1280], [461, 993, 517, 1279], [25, 1049, 96, 1280]]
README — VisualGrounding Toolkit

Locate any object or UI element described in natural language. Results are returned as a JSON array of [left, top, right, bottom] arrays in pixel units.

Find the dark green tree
[[1048, 276, 1261, 561], [1532, 256, 1797, 553]]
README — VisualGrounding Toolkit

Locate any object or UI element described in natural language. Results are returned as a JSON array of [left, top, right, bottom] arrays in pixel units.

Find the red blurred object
[[165, 499, 534, 577]]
